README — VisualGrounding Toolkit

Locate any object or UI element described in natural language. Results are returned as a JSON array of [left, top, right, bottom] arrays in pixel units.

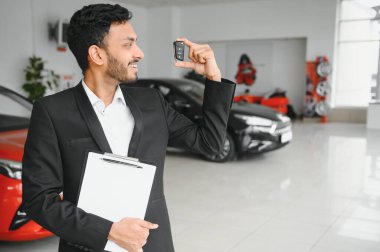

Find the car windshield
[[0, 87, 32, 131], [172, 80, 205, 103]]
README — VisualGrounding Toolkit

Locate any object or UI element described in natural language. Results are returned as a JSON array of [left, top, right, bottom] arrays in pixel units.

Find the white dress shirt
[[82, 81, 135, 156]]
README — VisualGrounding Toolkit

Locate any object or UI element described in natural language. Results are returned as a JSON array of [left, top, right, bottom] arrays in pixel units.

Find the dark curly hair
[[67, 4, 132, 73]]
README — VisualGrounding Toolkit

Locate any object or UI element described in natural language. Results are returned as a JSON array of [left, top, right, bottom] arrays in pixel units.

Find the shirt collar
[[82, 80, 101, 107], [82, 80, 126, 108], [114, 84, 126, 106]]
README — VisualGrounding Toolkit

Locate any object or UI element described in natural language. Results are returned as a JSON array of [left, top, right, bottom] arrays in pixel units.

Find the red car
[[0, 85, 53, 241]]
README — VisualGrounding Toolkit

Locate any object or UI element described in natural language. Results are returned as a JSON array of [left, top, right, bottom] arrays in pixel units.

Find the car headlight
[[234, 114, 278, 134], [277, 114, 290, 123], [0, 159, 22, 180], [234, 114, 274, 126]]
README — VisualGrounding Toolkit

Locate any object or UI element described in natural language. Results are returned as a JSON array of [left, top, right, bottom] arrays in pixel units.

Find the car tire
[[205, 133, 236, 162]]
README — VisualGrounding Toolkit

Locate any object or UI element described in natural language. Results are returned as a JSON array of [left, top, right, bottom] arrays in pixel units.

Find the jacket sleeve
[[158, 78, 236, 155], [22, 100, 113, 251]]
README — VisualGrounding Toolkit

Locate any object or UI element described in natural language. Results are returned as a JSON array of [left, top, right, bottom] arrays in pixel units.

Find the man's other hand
[[108, 217, 159, 252], [174, 37, 222, 82]]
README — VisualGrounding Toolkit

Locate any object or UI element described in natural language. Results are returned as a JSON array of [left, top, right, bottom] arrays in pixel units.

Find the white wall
[[0, 0, 35, 93], [146, 6, 181, 78], [272, 38, 307, 115], [0, 0, 338, 101], [179, 0, 337, 60], [146, 0, 338, 79], [0, 0, 148, 95], [209, 38, 307, 114]]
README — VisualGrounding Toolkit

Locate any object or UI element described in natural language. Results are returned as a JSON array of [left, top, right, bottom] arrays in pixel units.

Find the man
[[22, 3, 235, 252]]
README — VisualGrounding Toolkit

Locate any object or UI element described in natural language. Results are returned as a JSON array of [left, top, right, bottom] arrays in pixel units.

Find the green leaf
[[46, 80, 52, 89], [22, 55, 61, 98]]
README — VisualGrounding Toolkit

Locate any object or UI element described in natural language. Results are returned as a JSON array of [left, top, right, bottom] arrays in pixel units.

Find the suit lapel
[[121, 86, 144, 158], [74, 82, 112, 153]]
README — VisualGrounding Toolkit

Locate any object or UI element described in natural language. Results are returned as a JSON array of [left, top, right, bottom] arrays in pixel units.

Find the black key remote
[[173, 41, 185, 61]]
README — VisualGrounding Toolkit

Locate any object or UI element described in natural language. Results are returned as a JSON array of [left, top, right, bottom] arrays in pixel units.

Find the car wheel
[[205, 133, 235, 162]]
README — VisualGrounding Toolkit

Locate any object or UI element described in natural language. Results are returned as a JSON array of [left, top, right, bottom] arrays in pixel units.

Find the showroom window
[[334, 0, 380, 107]]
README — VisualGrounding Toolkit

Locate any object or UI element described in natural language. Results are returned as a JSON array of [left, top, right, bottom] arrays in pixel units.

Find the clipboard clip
[[104, 153, 139, 162], [102, 153, 142, 169]]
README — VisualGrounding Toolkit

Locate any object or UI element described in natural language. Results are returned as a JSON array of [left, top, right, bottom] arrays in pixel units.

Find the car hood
[[0, 129, 27, 162], [231, 103, 281, 121]]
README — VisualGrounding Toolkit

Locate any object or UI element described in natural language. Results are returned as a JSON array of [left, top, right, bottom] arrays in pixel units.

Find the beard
[[105, 50, 137, 83]]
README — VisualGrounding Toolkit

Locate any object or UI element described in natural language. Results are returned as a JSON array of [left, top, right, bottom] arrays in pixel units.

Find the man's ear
[[88, 45, 105, 66]]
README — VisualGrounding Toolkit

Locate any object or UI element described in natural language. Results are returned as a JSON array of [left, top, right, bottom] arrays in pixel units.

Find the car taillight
[[9, 204, 29, 230], [0, 159, 22, 180]]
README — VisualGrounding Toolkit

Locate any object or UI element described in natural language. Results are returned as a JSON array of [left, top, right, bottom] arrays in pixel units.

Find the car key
[[173, 41, 185, 61]]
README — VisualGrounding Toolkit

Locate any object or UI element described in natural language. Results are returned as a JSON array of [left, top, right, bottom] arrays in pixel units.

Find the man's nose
[[135, 45, 144, 60]]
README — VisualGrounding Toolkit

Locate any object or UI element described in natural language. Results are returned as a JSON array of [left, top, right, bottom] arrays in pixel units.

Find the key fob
[[173, 41, 185, 61]]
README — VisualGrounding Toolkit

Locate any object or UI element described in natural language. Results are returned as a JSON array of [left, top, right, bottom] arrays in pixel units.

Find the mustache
[[128, 60, 139, 65]]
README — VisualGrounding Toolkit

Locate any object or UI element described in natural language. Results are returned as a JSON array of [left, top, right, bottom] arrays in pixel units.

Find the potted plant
[[22, 55, 60, 102]]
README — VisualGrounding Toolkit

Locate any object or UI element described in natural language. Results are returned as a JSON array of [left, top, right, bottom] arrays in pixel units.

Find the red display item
[[233, 94, 262, 103], [316, 81, 331, 97], [234, 94, 289, 114], [304, 56, 331, 122], [316, 56, 332, 77], [304, 94, 317, 117], [235, 54, 257, 86], [315, 101, 329, 116], [261, 97, 288, 114], [0, 129, 53, 241]]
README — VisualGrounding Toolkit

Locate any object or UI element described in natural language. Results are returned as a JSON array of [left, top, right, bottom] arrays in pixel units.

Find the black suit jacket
[[22, 78, 235, 252]]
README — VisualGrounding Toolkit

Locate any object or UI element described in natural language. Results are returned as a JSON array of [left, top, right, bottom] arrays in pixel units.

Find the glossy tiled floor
[[1, 123, 379, 252]]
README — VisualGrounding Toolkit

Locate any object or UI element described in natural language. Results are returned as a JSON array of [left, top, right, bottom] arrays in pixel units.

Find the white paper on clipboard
[[77, 152, 156, 252]]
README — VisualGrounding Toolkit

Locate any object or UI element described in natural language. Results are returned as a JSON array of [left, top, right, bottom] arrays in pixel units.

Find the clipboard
[[77, 151, 156, 252]]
